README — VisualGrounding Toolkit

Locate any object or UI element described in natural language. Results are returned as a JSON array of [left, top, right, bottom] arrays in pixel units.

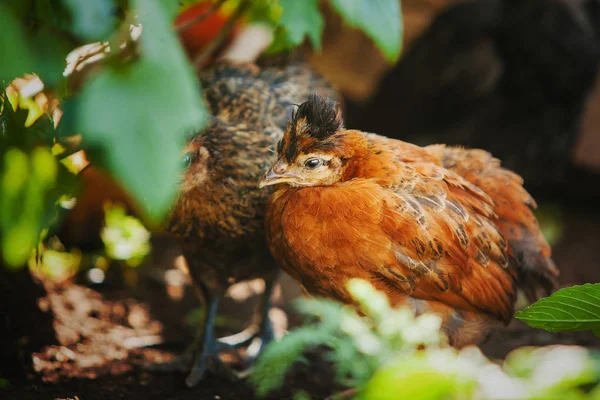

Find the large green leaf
[[279, 0, 323, 50], [75, 0, 207, 222], [329, 0, 402, 62], [1, 0, 76, 85], [0, 5, 36, 84], [515, 284, 600, 334]]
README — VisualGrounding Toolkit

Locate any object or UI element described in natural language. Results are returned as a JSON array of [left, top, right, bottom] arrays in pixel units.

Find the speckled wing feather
[[361, 135, 558, 301], [199, 60, 339, 132], [376, 160, 518, 323], [423, 145, 559, 301]]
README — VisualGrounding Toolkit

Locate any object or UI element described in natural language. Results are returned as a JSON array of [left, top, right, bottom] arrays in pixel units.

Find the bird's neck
[[339, 131, 397, 183]]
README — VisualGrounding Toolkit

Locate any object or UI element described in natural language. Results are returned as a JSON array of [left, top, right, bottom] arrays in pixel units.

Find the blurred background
[[2, 0, 600, 398]]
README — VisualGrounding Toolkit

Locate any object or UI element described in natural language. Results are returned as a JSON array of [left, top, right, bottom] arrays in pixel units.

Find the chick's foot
[[144, 295, 236, 386], [240, 277, 277, 371]]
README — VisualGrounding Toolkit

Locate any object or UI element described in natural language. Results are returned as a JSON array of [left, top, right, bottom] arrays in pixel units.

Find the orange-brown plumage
[[260, 95, 559, 346]]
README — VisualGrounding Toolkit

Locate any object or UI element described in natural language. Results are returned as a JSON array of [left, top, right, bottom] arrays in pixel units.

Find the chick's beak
[[259, 161, 302, 188]]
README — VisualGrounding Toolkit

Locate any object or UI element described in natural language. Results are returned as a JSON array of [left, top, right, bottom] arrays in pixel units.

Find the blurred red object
[[175, 2, 242, 60]]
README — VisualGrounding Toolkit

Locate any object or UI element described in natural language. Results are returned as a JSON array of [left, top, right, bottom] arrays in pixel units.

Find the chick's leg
[[143, 286, 228, 379], [185, 293, 224, 387], [215, 275, 277, 352], [256, 275, 277, 347], [146, 276, 277, 382], [188, 276, 278, 382], [242, 275, 277, 366]]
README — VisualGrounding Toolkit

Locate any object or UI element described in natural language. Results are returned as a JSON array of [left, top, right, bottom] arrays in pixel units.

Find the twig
[[325, 388, 358, 400], [193, 0, 250, 68], [175, 0, 228, 33]]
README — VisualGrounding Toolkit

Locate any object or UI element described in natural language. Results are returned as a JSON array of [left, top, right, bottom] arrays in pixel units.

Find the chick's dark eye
[[304, 158, 322, 169], [181, 153, 194, 170]]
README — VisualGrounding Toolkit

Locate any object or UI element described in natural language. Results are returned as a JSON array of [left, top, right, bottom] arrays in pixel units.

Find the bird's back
[[200, 59, 338, 131], [365, 133, 559, 301], [424, 144, 559, 300]]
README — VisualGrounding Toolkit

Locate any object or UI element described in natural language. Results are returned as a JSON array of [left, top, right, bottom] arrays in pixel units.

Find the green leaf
[[292, 391, 311, 400], [359, 357, 475, 400], [0, 90, 71, 268], [159, 0, 180, 19], [75, 0, 207, 221], [3, 0, 80, 85], [76, 62, 200, 220], [515, 284, 600, 333], [279, 0, 323, 50], [62, 0, 116, 41], [0, 147, 61, 268], [329, 0, 402, 62], [250, 326, 334, 397], [0, 5, 36, 83], [101, 203, 150, 266], [505, 346, 600, 393]]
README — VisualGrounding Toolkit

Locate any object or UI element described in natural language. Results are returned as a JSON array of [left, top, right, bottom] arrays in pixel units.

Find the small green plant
[[251, 279, 600, 399], [0, 89, 76, 268], [101, 203, 150, 267], [516, 284, 600, 336]]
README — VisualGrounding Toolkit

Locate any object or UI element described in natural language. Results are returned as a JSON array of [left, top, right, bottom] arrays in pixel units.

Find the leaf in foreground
[[250, 326, 334, 397], [515, 284, 600, 335], [278, 0, 323, 50], [75, 0, 207, 221], [329, 0, 402, 62], [0, 4, 36, 83]]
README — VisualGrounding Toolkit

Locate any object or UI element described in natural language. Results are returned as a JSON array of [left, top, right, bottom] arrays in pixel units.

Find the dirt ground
[[2, 198, 600, 400]]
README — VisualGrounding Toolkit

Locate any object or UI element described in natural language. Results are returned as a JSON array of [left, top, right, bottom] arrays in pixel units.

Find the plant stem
[[325, 388, 358, 400]]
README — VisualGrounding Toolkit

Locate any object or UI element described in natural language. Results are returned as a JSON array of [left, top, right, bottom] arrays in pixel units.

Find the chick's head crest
[[260, 94, 347, 188], [279, 94, 343, 162]]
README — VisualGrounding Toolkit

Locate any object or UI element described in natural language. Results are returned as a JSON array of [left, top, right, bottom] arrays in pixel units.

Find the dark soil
[[2, 203, 600, 400]]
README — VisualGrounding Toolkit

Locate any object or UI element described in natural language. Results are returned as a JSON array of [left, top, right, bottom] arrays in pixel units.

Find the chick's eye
[[181, 153, 194, 170], [304, 158, 322, 169]]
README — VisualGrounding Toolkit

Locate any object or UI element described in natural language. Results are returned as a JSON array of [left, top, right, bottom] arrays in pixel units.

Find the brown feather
[[264, 95, 558, 346]]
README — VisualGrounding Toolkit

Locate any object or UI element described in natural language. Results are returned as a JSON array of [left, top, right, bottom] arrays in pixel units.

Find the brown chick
[[259, 94, 559, 347], [163, 61, 338, 386]]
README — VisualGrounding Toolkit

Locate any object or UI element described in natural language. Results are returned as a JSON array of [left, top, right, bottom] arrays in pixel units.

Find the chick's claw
[[145, 286, 276, 386], [185, 337, 236, 387], [142, 327, 265, 380], [185, 305, 276, 385]]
